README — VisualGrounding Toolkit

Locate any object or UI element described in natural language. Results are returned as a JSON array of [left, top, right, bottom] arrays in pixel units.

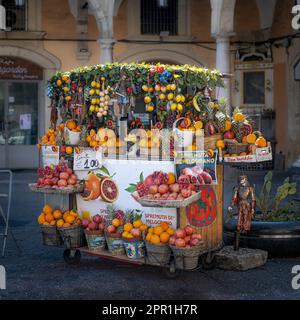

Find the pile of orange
[[38, 204, 81, 228], [146, 222, 175, 245], [39, 128, 58, 146], [122, 219, 148, 239], [66, 120, 81, 133]]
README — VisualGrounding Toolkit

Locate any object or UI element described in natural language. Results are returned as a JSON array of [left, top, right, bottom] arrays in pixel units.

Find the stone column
[[215, 33, 232, 109], [98, 38, 115, 64]]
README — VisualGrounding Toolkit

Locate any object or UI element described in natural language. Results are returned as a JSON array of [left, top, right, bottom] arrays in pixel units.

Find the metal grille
[[2, 0, 27, 31], [141, 0, 178, 35]]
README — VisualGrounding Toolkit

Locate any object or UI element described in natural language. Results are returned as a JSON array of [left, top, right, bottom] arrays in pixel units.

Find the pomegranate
[[59, 172, 69, 180], [185, 245, 191, 249], [88, 221, 97, 231], [158, 184, 169, 195], [176, 194, 184, 201], [175, 228, 186, 239], [98, 222, 105, 231], [93, 214, 102, 224], [144, 194, 154, 200], [197, 174, 205, 185], [167, 192, 178, 200], [181, 168, 194, 176], [190, 238, 200, 247], [191, 233, 202, 240], [223, 131, 235, 139], [131, 228, 141, 238], [161, 192, 170, 200], [181, 187, 192, 198], [200, 171, 212, 185], [169, 183, 180, 193], [67, 178, 76, 185], [184, 236, 191, 244], [57, 179, 67, 187], [66, 168, 73, 175], [70, 174, 77, 180], [107, 225, 116, 234], [169, 235, 176, 245], [144, 175, 154, 187], [154, 193, 161, 200], [149, 185, 158, 194], [175, 238, 186, 247], [184, 225, 193, 236]]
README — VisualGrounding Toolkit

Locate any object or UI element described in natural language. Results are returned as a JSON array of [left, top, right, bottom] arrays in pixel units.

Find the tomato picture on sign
[[186, 185, 217, 227]]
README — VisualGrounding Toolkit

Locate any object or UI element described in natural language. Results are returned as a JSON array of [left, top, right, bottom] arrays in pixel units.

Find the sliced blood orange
[[100, 178, 119, 203]]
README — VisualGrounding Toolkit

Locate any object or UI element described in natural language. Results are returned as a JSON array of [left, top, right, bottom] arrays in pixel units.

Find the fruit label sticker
[[42, 146, 59, 167], [186, 185, 217, 227], [73, 147, 103, 171]]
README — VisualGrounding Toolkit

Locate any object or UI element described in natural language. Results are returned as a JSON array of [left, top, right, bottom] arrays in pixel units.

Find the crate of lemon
[[144, 222, 175, 266], [38, 204, 84, 248]]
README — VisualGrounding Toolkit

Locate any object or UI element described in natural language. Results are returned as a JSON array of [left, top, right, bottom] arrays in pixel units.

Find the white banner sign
[[73, 147, 103, 171], [75, 159, 177, 228]]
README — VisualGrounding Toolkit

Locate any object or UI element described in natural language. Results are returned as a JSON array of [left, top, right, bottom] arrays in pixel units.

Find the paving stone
[[215, 246, 268, 271]]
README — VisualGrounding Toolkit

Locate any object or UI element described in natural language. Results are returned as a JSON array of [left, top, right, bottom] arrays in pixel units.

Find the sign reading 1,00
[[73, 148, 102, 171], [83, 158, 100, 169]]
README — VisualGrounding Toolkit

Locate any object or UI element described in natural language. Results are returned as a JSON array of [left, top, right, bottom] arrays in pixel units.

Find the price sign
[[73, 147, 103, 171], [42, 146, 59, 167]]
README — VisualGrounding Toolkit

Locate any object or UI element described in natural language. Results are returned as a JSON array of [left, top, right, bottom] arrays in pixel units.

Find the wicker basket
[[123, 238, 145, 260], [59, 224, 85, 249], [145, 241, 171, 266], [84, 230, 106, 252], [105, 233, 125, 256], [226, 142, 249, 155], [204, 134, 222, 150], [170, 243, 205, 270], [41, 225, 63, 247]]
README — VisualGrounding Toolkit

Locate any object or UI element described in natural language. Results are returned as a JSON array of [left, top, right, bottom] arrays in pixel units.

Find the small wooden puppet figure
[[228, 175, 255, 250]]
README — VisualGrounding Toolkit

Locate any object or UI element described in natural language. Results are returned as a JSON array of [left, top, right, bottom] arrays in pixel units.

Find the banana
[[193, 95, 201, 112]]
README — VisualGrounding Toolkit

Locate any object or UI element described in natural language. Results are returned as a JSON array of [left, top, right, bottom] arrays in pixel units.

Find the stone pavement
[[0, 170, 299, 300]]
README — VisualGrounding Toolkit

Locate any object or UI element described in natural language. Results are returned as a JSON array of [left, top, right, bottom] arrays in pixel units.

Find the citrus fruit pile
[[38, 204, 81, 228], [106, 215, 125, 235], [145, 222, 175, 245], [122, 218, 148, 240], [65, 120, 81, 133]]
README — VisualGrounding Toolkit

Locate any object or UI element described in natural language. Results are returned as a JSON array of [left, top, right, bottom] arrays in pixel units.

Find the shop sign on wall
[[0, 57, 43, 80]]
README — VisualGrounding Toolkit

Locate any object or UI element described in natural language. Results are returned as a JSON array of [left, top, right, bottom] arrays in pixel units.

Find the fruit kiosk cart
[[30, 63, 272, 277]]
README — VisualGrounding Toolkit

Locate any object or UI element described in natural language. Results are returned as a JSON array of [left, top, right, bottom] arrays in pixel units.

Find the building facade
[[0, 0, 299, 169]]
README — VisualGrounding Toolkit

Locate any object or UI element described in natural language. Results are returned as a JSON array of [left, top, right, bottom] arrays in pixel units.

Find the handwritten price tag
[[73, 147, 103, 171]]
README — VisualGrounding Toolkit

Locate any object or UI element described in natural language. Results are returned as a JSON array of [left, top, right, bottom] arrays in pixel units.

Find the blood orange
[[100, 178, 119, 203]]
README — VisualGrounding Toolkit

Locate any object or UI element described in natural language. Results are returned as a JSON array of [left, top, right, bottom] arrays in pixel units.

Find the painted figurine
[[228, 175, 255, 250]]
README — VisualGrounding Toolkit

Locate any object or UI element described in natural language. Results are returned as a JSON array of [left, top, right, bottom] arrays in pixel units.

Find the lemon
[[144, 96, 151, 104], [180, 95, 186, 103], [155, 84, 161, 92], [89, 89, 95, 96], [89, 105, 95, 112], [170, 84, 177, 91], [142, 85, 149, 92], [177, 103, 183, 112], [170, 104, 177, 111], [166, 84, 171, 91], [91, 98, 97, 105], [167, 93, 174, 101], [159, 93, 166, 101], [175, 95, 182, 103], [56, 79, 62, 86], [91, 81, 96, 88], [146, 105, 154, 112]]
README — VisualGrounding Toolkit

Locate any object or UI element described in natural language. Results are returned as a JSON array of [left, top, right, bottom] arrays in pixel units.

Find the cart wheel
[[63, 249, 81, 265], [163, 261, 182, 279], [200, 252, 216, 270]]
